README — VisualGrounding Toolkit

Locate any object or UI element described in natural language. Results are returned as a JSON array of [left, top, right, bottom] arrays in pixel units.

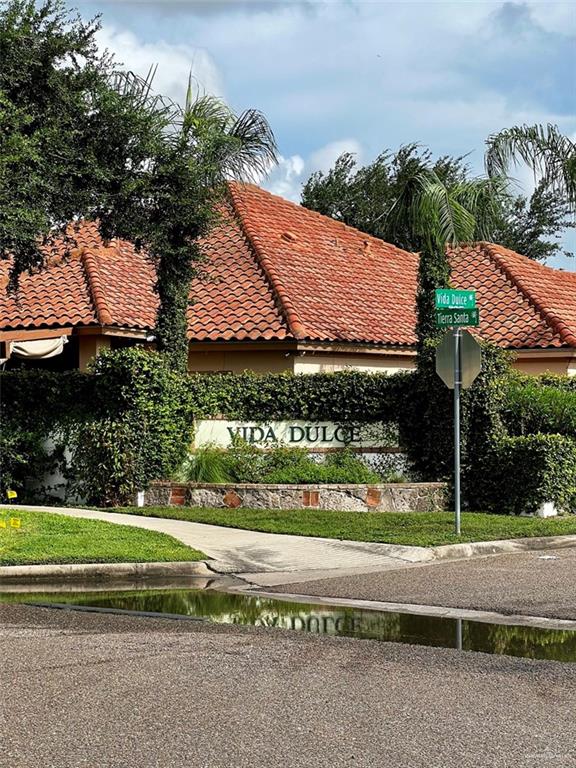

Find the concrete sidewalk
[[6, 505, 427, 584]]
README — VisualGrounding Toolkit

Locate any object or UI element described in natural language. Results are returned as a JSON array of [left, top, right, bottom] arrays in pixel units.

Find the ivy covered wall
[[1, 347, 574, 512]]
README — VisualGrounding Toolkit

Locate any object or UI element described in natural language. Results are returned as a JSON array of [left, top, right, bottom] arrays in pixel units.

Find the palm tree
[[109, 72, 278, 371], [385, 167, 509, 352], [485, 124, 576, 211]]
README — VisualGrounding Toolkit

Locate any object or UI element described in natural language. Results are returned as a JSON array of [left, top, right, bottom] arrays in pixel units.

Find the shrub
[[403, 341, 511, 488], [476, 434, 576, 516], [324, 448, 381, 482], [67, 417, 145, 507], [175, 445, 232, 484], [66, 348, 194, 505], [175, 442, 381, 485], [223, 436, 268, 483], [261, 462, 380, 484], [0, 370, 93, 498], [251, 443, 380, 484], [502, 376, 576, 437]]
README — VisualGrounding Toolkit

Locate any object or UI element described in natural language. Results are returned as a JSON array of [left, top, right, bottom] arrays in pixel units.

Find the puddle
[[2, 587, 576, 662]]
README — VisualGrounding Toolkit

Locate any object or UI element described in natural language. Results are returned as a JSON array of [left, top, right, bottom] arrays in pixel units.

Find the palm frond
[[179, 90, 235, 136], [223, 109, 278, 181], [486, 124, 576, 209], [109, 66, 178, 123], [451, 174, 510, 241], [419, 173, 476, 244]]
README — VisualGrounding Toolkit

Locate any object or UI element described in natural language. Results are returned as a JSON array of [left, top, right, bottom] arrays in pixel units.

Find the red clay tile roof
[[0, 222, 156, 332], [450, 243, 576, 349], [188, 200, 288, 342], [1, 185, 576, 352], [199, 182, 419, 345]]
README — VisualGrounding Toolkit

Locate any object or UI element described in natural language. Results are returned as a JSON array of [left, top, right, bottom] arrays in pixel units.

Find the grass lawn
[[112, 506, 576, 549], [0, 510, 205, 566]]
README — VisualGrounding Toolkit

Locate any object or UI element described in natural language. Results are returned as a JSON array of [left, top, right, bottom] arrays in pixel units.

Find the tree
[[486, 124, 576, 211], [302, 144, 572, 262], [492, 181, 574, 262], [101, 77, 277, 369], [0, 1, 278, 370], [0, 0, 166, 279], [303, 145, 507, 351], [304, 144, 512, 486], [302, 146, 470, 252]]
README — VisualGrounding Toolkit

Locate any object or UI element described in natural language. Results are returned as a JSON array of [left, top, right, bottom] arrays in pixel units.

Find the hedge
[[0, 351, 413, 504], [476, 434, 576, 516], [0, 349, 192, 505], [502, 376, 576, 437], [186, 368, 412, 423], [2, 346, 576, 513]]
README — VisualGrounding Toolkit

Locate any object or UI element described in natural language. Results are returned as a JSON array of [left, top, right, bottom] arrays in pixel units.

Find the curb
[[429, 534, 576, 562], [0, 560, 213, 584]]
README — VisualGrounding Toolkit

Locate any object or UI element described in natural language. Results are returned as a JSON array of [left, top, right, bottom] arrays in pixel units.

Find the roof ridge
[[81, 237, 114, 326], [227, 183, 308, 339], [482, 242, 576, 347], [228, 181, 418, 259]]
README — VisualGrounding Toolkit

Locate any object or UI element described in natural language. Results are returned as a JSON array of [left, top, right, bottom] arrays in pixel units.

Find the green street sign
[[435, 307, 479, 328], [435, 289, 477, 310]]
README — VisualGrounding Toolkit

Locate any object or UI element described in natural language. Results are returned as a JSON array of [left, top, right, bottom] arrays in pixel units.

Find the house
[[1, 182, 575, 376]]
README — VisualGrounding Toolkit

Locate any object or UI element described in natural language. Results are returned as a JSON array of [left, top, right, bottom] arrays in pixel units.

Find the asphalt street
[[271, 548, 576, 620], [1, 604, 576, 768]]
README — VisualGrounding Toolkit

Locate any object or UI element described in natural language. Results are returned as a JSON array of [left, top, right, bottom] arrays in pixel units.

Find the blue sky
[[77, 0, 575, 267]]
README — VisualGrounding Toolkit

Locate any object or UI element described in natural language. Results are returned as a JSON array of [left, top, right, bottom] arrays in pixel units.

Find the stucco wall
[[76, 335, 575, 378], [512, 356, 572, 376], [188, 349, 293, 374], [78, 335, 111, 372], [293, 354, 415, 374]]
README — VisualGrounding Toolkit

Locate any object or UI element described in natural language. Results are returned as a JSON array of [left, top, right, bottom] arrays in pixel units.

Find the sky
[[76, 0, 576, 268]]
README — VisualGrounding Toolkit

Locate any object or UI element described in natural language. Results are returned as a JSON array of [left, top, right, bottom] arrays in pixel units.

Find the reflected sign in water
[[3, 588, 576, 663]]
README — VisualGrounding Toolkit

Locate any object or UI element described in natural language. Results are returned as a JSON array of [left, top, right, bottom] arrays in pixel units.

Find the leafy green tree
[[302, 144, 572, 263], [304, 144, 512, 485], [492, 181, 573, 261], [302, 146, 471, 252], [0, 0, 277, 370], [0, 0, 166, 278]]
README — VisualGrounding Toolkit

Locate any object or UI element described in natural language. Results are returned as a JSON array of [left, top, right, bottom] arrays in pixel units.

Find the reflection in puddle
[[2, 588, 576, 663]]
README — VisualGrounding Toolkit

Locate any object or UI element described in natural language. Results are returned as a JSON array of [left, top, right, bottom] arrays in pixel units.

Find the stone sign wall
[[145, 481, 447, 513]]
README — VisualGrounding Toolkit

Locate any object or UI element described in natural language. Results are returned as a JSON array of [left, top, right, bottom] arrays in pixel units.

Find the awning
[[11, 336, 68, 359]]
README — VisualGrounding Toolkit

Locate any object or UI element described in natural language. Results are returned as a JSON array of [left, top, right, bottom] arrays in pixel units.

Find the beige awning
[[11, 336, 68, 359]]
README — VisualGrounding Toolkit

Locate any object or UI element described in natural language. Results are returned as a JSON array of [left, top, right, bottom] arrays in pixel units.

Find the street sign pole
[[453, 328, 461, 536], [435, 289, 481, 537]]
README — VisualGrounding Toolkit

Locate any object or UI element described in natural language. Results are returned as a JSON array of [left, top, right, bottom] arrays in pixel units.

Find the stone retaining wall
[[144, 481, 447, 513]]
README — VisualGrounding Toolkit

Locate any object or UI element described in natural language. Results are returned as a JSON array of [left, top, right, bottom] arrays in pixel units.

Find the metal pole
[[455, 618, 463, 651], [453, 327, 461, 536]]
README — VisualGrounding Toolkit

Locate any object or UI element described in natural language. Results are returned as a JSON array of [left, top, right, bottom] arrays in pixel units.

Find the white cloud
[[95, 25, 224, 104], [263, 138, 363, 202], [264, 154, 305, 201], [309, 139, 363, 173], [530, 2, 576, 35]]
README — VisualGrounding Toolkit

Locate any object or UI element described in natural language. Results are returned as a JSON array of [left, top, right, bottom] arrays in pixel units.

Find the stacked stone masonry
[[145, 482, 447, 513]]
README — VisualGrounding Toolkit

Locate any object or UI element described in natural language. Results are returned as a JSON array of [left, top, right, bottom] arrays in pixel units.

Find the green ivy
[[186, 368, 411, 423], [2, 348, 576, 513]]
